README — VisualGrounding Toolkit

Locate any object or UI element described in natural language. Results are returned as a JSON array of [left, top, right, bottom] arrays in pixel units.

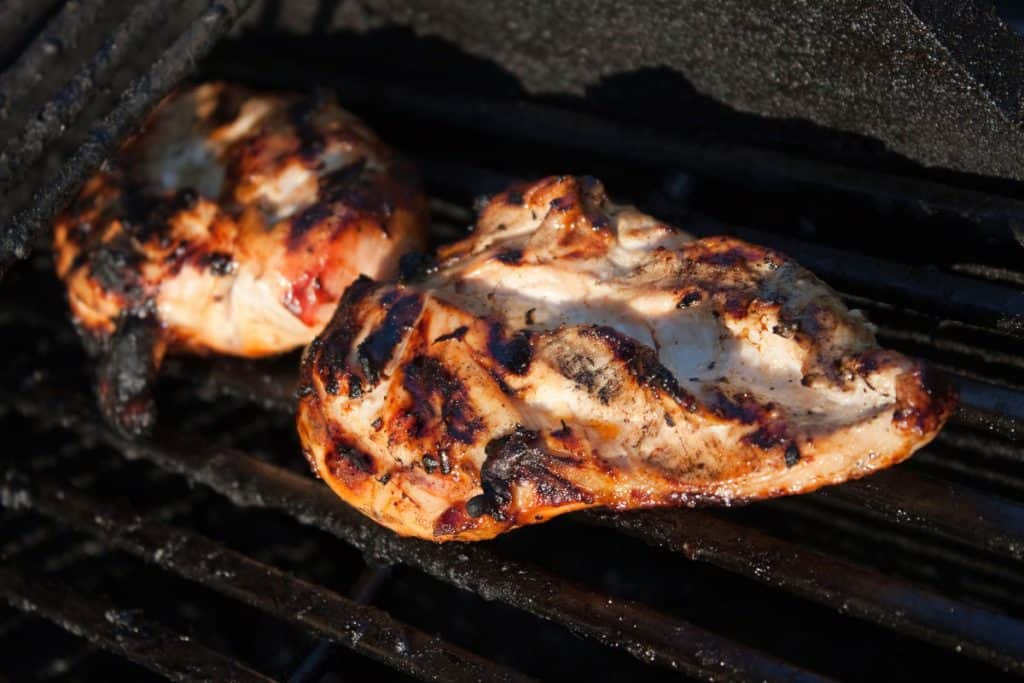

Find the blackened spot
[[290, 93, 329, 162], [209, 87, 245, 127], [557, 354, 596, 392], [481, 428, 539, 510], [402, 355, 483, 444], [702, 247, 747, 267], [438, 450, 452, 474], [324, 374, 340, 395], [201, 251, 236, 276], [327, 437, 375, 474], [320, 159, 368, 201], [434, 326, 468, 344], [119, 183, 196, 243], [96, 313, 160, 436], [465, 494, 492, 518], [525, 308, 536, 326], [709, 389, 766, 424], [582, 326, 696, 411], [377, 473, 392, 484], [677, 291, 702, 309], [488, 325, 533, 375], [551, 421, 572, 439], [472, 425, 588, 520], [399, 251, 438, 282], [488, 370, 515, 396], [664, 413, 675, 427], [744, 425, 788, 450], [495, 248, 523, 265], [307, 278, 380, 395], [296, 383, 314, 399], [785, 443, 801, 467], [290, 202, 333, 241], [422, 454, 438, 473], [597, 381, 621, 405], [371, 417, 383, 430], [722, 292, 754, 318], [89, 241, 142, 297], [357, 294, 422, 385]]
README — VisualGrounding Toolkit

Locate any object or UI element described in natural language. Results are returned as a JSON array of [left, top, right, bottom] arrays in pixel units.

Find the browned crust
[[298, 175, 957, 541], [54, 82, 428, 357]]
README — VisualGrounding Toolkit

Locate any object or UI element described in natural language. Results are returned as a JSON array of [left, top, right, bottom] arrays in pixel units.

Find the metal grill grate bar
[[0, 0, 65, 71], [6, 385, 832, 683], [0, 470, 533, 683], [0, 0, 106, 131], [152, 353, 1024, 664], [585, 508, 1024, 672], [0, 0, 174, 191], [818, 468, 1024, 560], [0, 0, 256, 272], [0, 564, 274, 682]]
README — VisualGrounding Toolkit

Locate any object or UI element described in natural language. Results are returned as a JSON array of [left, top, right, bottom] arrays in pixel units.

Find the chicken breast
[[54, 82, 428, 434], [297, 175, 955, 541]]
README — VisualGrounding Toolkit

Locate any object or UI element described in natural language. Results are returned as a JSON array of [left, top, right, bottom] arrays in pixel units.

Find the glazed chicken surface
[[54, 82, 427, 433], [297, 175, 955, 541]]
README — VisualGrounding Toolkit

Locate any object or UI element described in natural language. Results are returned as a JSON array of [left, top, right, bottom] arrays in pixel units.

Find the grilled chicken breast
[[297, 175, 955, 541], [54, 82, 427, 434]]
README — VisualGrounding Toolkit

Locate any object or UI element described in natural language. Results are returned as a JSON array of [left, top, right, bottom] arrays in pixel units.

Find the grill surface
[[3, 3, 1024, 681]]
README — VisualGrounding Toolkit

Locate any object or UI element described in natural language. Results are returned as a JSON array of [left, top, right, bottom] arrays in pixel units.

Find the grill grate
[[3, 3, 1024, 682]]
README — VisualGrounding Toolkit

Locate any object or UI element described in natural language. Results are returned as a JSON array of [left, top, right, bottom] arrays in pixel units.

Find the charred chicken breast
[[54, 82, 428, 434], [297, 175, 955, 541]]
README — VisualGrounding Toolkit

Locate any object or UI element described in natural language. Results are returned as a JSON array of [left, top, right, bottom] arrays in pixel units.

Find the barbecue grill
[[2, 1, 1024, 680]]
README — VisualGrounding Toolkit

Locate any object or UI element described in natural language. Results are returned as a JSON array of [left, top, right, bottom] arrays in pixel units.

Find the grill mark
[[289, 92, 329, 163], [119, 185, 199, 244], [708, 388, 770, 424], [487, 325, 533, 375], [288, 160, 372, 245], [434, 326, 468, 344], [289, 202, 334, 242], [401, 355, 484, 445], [324, 425, 376, 477], [581, 326, 697, 411], [310, 275, 379, 395], [356, 293, 423, 386], [555, 352, 621, 405]]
